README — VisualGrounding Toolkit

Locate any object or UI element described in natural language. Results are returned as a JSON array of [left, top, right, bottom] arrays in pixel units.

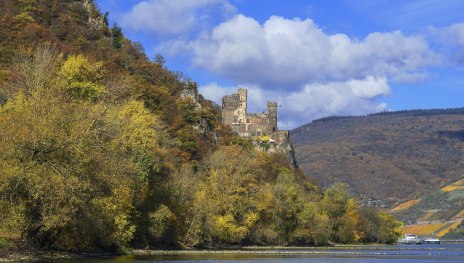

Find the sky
[[96, 0, 464, 129]]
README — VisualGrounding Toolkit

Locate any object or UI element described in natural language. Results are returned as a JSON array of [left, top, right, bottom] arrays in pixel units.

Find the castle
[[222, 88, 298, 166], [222, 88, 278, 137]]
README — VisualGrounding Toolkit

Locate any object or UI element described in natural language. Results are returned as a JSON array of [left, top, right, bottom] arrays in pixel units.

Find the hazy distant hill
[[291, 109, 464, 204]]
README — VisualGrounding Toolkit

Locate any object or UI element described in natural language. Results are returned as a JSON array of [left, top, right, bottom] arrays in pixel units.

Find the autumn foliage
[[0, 0, 402, 252]]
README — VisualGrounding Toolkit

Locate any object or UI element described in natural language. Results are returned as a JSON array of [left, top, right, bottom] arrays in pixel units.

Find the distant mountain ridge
[[291, 108, 464, 205], [312, 108, 464, 123]]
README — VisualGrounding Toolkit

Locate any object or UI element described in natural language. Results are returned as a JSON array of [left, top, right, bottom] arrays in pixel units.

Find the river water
[[33, 244, 464, 262]]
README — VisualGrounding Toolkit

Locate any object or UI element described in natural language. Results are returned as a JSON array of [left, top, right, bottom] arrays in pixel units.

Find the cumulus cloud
[[198, 82, 235, 103], [201, 76, 390, 128], [281, 76, 390, 122], [121, 0, 235, 35], [429, 23, 464, 66], [187, 14, 444, 127], [120, 4, 443, 127], [199, 83, 268, 112], [190, 15, 438, 89]]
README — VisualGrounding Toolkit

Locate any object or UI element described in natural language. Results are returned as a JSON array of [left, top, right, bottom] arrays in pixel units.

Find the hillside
[[391, 177, 464, 238], [0, 0, 402, 254], [291, 109, 464, 204]]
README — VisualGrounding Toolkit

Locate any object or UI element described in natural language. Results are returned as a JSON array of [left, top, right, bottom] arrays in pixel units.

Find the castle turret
[[267, 101, 278, 132], [237, 88, 247, 123], [222, 88, 248, 132]]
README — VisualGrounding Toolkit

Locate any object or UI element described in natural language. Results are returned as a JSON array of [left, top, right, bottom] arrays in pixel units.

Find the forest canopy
[[0, 0, 402, 253]]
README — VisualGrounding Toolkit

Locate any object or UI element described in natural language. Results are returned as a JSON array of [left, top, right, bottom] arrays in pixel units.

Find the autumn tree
[[181, 146, 272, 246], [0, 48, 170, 251], [322, 183, 362, 243]]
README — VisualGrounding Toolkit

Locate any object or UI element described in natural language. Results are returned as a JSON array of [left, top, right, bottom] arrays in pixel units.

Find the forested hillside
[[0, 0, 401, 254], [292, 109, 464, 204]]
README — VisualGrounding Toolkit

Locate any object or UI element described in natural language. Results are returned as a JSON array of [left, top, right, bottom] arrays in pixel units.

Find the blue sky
[[96, 0, 464, 128]]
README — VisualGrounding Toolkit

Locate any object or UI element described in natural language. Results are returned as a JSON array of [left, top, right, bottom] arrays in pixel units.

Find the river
[[25, 244, 464, 262]]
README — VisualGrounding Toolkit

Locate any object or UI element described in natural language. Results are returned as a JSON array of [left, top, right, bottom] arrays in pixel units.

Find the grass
[[403, 223, 446, 236], [441, 178, 464, 192], [452, 210, 464, 220], [447, 190, 464, 201], [390, 199, 420, 212], [418, 211, 435, 221], [435, 221, 462, 237]]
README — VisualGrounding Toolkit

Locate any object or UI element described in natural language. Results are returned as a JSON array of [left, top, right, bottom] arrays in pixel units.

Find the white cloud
[[192, 15, 435, 127], [199, 83, 268, 113], [198, 82, 235, 103], [119, 4, 446, 127], [201, 76, 391, 128], [429, 23, 464, 66], [121, 0, 235, 35], [190, 15, 438, 89], [280, 76, 390, 128]]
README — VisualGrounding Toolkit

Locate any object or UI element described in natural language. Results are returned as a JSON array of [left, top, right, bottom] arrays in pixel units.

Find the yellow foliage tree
[[186, 146, 273, 245], [58, 54, 106, 100], [0, 48, 169, 251]]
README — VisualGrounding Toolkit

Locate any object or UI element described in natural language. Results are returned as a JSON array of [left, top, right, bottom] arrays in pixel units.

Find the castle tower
[[267, 101, 278, 132], [236, 88, 247, 123], [221, 88, 248, 132]]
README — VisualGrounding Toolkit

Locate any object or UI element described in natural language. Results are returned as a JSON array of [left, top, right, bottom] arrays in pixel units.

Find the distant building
[[221, 88, 278, 137]]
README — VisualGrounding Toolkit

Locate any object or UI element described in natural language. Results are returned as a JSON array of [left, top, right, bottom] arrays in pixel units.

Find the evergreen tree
[[111, 23, 123, 49]]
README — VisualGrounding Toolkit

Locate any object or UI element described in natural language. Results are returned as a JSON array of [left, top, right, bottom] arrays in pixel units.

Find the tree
[[184, 146, 272, 246], [57, 54, 106, 100], [358, 207, 403, 244], [103, 11, 109, 27], [322, 183, 362, 243], [0, 48, 170, 251], [6, 45, 61, 98], [377, 211, 403, 244], [154, 53, 165, 66], [111, 23, 123, 49], [291, 201, 331, 245]]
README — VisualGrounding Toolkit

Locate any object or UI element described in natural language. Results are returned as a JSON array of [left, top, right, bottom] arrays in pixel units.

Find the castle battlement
[[222, 94, 239, 100], [221, 88, 277, 137], [246, 113, 267, 117]]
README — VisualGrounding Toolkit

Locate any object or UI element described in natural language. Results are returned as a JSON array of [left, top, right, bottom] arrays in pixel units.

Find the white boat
[[398, 234, 422, 244], [423, 237, 440, 244]]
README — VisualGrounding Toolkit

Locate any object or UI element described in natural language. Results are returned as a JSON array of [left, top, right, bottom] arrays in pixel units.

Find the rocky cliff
[[255, 131, 298, 167]]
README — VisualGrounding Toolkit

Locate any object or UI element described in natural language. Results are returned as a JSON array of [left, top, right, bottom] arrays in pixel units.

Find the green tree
[[111, 23, 124, 49], [291, 202, 331, 245], [154, 53, 166, 66], [322, 183, 362, 243]]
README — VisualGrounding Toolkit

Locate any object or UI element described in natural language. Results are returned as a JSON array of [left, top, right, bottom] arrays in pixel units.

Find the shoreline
[[2, 243, 463, 261]]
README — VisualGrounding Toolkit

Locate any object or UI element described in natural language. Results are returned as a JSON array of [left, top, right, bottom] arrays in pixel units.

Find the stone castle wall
[[221, 88, 298, 167], [222, 88, 277, 137]]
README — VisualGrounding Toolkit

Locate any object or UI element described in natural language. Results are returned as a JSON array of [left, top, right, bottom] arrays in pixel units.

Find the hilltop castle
[[222, 88, 278, 137], [221, 88, 297, 166]]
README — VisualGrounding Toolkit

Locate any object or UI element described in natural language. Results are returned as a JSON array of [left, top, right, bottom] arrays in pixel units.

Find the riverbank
[[0, 251, 71, 262], [4, 244, 464, 263], [3, 243, 464, 262], [0, 251, 115, 262]]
